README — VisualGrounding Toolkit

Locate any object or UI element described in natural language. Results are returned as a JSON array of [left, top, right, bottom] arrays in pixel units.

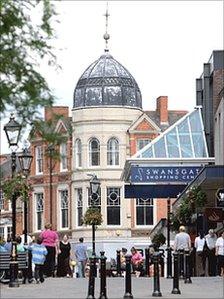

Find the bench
[[0, 251, 28, 282]]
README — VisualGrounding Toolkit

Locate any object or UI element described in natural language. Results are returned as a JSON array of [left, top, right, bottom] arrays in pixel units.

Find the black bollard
[[123, 255, 133, 299], [171, 252, 181, 294], [184, 249, 192, 284], [87, 257, 95, 299], [116, 249, 121, 277], [99, 251, 108, 299], [166, 247, 172, 278], [179, 249, 184, 278], [152, 252, 162, 297], [145, 248, 150, 277]]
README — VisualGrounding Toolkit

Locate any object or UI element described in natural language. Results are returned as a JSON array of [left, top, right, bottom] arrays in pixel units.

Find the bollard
[[123, 255, 133, 299], [86, 257, 95, 299], [145, 248, 150, 277], [116, 249, 122, 277], [184, 249, 192, 284], [171, 252, 181, 294], [166, 247, 172, 278], [99, 251, 108, 299], [152, 252, 162, 297], [179, 249, 184, 278]]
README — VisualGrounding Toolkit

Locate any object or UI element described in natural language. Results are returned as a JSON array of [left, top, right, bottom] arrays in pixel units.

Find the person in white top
[[215, 231, 224, 276], [173, 226, 191, 251], [194, 231, 206, 276], [205, 229, 217, 276], [20, 230, 33, 245]]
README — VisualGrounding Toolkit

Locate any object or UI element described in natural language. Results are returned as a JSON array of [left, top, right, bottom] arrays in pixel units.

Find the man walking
[[75, 237, 88, 278], [205, 229, 217, 276]]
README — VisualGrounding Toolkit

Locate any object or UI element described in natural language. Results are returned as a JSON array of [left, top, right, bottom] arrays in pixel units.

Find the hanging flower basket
[[83, 207, 103, 226], [1, 174, 32, 201]]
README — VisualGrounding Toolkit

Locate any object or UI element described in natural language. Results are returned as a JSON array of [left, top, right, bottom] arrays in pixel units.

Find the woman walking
[[56, 235, 72, 277]]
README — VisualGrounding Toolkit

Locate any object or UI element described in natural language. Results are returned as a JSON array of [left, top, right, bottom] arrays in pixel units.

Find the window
[[107, 138, 119, 166], [76, 188, 83, 227], [137, 139, 151, 151], [107, 187, 121, 225], [60, 143, 68, 171], [89, 138, 100, 166], [136, 198, 153, 225], [36, 193, 44, 231], [0, 227, 4, 239], [88, 187, 101, 212], [75, 139, 82, 168], [7, 226, 12, 239], [0, 190, 4, 210], [60, 190, 69, 229], [36, 146, 43, 174]]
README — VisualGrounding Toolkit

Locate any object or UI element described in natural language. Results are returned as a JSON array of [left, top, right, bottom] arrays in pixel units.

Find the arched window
[[89, 138, 100, 166], [75, 139, 82, 167], [107, 138, 119, 165]]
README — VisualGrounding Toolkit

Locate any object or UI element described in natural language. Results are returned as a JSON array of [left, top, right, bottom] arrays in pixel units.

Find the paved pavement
[[1, 277, 223, 298]]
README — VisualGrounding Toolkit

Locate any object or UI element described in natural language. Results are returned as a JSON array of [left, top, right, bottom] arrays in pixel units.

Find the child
[[29, 236, 48, 284]]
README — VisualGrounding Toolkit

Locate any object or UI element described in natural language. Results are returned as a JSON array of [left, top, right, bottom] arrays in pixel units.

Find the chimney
[[45, 106, 69, 121], [156, 96, 168, 124]]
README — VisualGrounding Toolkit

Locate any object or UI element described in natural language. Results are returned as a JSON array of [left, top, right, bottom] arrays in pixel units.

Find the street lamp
[[4, 114, 22, 288], [166, 197, 172, 278], [89, 175, 101, 257], [19, 147, 33, 245], [46, 144, 55, 225]]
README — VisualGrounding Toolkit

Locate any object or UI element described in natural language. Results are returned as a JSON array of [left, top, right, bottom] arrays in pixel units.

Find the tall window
[[107, 187, 121, 225], [36, 193, 44, 230], [76, 188, 83, 227], [0, 190, 4, 210], [137, 139, 151, 151], [60, 190, 69, 228], [88, 187, 101, 212], [7, 226, 12, 239], [60, 143, 68, 171], [75, 139, 82, 167], [89, 138, 100, 166], [107, 138, 119, 166], [136, 198, 153, 225], [36, 146, 43, 174]]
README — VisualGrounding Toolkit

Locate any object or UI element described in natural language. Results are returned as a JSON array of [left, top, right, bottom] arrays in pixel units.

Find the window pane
[[154, 137, 166, 158], [75, 139, 82, 167], [166, 128, 180, 158], [77, 189, 83, 227], [136, 198, 153, 225], [107, 187, 120, 225], [178, 119, 193, 157], [107, 207, 120, 225], [89, 138, 100, 166], [137, 139, 151, 151], [60, 143, 67, 170], [107, 138, 119, 166]]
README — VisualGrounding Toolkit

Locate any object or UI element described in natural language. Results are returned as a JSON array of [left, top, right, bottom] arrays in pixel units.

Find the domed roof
[[73, 52, 142, 109]]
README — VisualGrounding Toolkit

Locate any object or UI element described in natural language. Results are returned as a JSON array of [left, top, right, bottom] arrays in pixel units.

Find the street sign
[[216, 188, 224, 208]]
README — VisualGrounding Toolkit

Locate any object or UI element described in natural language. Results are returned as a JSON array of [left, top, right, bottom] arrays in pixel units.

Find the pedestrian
[[215, 231, 224, 277], [130, 247, 144, 276], [40, 223, 59, 277], [20, 229, 33, 245], [173, 225, 191, 251], [56, 234, 72, 277], [28, 236, 48, 284], [3, 237, 12, 252], [75, 237, 88, 278], [194, 231, 206, 276], [120, 247, 127, 271], [205, 229, 217, 276], [16, 236, 25, 252]]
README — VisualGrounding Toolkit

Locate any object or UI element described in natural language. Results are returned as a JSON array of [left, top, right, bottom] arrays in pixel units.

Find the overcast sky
[[1, 0, 223, 154]]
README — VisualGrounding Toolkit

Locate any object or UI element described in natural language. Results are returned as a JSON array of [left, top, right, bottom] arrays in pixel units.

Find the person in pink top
[[131, 247, 144, 276], [39, 223, 59, 277]]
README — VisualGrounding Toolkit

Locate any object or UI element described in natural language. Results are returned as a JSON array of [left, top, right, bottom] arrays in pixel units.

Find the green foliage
[[0, 0, 58, 124], [171, 186, 207, 231], [152, 233, 166, 248], [83, 207, 103, 226], [1, 174, 32, 201]]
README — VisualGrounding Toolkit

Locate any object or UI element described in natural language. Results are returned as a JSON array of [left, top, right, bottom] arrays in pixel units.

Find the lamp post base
[[9, 261, 19, 288]]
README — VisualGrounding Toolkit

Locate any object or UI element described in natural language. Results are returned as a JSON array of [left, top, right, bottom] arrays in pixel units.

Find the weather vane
[[103, 2, 110, 52]]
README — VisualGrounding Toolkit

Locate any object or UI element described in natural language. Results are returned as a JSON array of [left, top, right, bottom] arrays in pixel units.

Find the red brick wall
[[156, 96, 168, 123]]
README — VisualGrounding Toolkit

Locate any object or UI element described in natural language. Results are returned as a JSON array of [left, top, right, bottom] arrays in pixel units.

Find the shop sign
[[204, 208, 224, 222], [130, 166, 202, 183], [216, 188, 224, 208]]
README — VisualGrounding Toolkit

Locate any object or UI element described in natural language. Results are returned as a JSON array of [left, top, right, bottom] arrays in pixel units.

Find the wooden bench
[[0, 251, 28, 283]]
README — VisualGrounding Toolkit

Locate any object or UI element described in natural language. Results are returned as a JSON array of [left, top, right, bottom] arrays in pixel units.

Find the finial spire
[[103, 2, 110, 52]]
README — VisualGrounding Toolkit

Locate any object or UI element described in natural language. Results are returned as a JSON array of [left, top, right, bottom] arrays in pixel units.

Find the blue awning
[[125, 184, 186, 199]]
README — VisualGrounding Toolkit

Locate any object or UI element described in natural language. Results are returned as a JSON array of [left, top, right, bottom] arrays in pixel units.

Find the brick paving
[[0, 277, 223, 298]]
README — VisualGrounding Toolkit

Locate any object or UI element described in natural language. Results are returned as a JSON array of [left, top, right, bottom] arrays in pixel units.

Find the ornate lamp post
[[89, 175, 101, 257], [18, 147, 33, 245], [166, 197, 172, 278], [4, 114, 22, 288]]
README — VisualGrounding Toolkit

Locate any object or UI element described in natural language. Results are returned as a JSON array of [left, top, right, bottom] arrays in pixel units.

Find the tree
[[0, 0, 58, 124]]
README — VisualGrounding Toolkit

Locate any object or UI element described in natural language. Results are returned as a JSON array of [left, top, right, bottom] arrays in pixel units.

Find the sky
[[1, 0, 223, 154]]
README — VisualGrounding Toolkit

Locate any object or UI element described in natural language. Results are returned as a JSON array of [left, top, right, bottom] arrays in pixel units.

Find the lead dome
[[73, 52, 142, 109]]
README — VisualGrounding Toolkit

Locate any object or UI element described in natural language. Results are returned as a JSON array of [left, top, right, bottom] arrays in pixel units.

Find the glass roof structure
[[73, 52, 142, 109], [134, 107, 209, 159]]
